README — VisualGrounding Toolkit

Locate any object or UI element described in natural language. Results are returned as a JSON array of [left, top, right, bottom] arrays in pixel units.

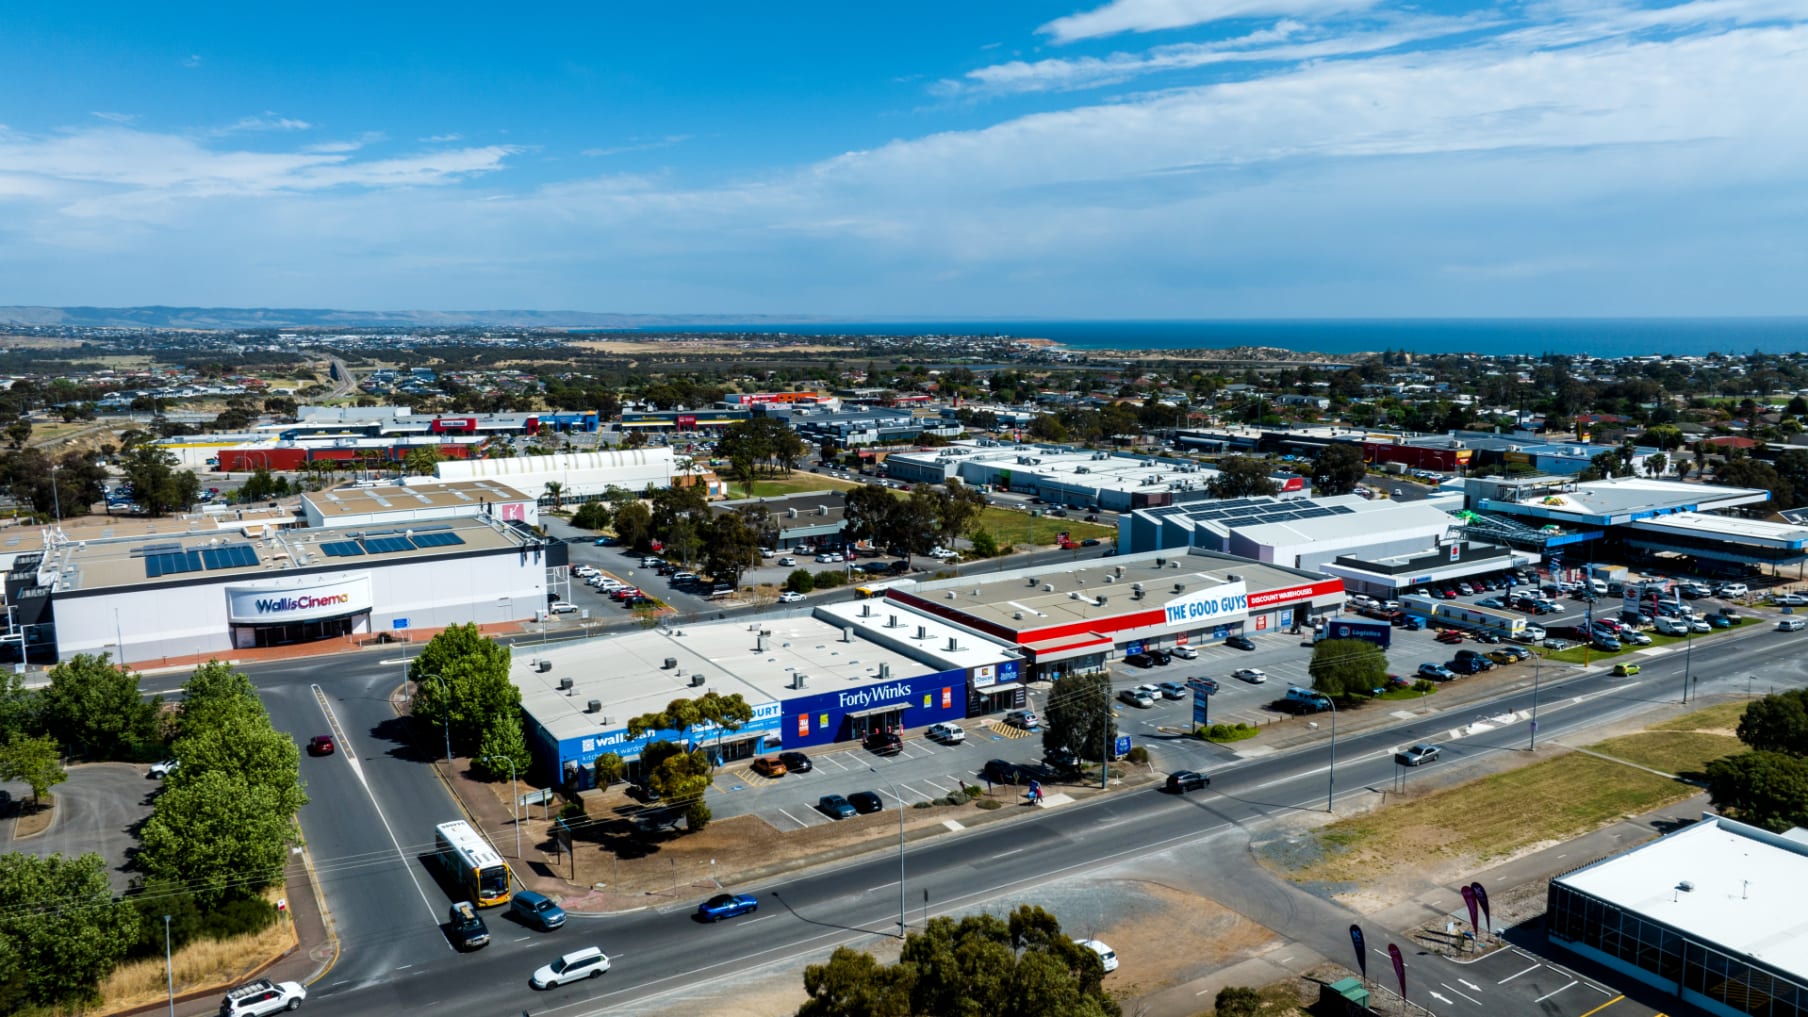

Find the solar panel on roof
[[200, 544, 260, 570], [320, 541, 365, 557], [145, 550, 202, 579], [1329, 505, 1356, 514], [411, 531, 466, 548], [363, 536, 415, 554]]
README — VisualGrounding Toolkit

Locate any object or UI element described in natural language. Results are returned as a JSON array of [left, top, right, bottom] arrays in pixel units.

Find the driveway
[[1, 762, 158, 893]]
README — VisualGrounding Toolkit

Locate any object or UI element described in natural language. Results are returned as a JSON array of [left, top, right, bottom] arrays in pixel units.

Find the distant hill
[[0, 306, 812, 331]]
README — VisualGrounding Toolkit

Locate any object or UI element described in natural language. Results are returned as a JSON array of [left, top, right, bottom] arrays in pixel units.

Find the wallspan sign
[[1161, 580, 1248, 631], [227, 577, 373, 624]]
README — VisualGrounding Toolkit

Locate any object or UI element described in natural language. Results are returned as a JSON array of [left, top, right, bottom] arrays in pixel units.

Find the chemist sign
[[1161, 580, 1248, 631]]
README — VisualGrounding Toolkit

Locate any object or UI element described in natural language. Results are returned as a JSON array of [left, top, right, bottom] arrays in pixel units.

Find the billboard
[[1161, 580, 1248, 631], [226, 577, 373, 624], [1324, 619, 1392, 648]]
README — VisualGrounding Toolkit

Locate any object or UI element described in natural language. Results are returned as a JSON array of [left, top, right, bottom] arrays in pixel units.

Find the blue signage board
[[1114, 735, 1131, 758], [780, 668, 968, 749], [392, 617, 410, 630], [1325, 619, 1392, 649], [1124, 640, 1143, 655], [1192, 690, 1210, 727]]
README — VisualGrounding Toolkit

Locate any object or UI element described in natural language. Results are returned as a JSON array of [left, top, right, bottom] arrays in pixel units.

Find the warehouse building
[[1121, 495, 1453, 571], [884, 442, 1299, 513], [300, 480, 538, 529], [1547, 813, 1808, 1017], [432, 448, 682, 503]]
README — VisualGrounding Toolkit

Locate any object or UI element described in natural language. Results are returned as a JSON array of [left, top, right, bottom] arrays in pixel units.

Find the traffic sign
[[1114, 735, 1131, 758], [393, 618, 410, 630]]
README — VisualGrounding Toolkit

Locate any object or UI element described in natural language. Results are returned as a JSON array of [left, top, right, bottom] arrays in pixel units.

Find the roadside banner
[[1349, 924, 1368, 979], [1387, 943, 1407, 1001], [1472, 883, 1493, 935], [1461, 885, 1480, 940]]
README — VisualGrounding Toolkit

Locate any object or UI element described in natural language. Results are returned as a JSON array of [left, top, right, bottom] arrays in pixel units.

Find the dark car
[[778, 750, 812, 773], [1124, 652, 1156, 668], [983, 759, 1023, 785], [1448, 657, 1488, 675], [447, 901, 491, 950], [1146, 649, 1172, 666], [307, 735, 335, 756], [1155, 681, 1188, 700], [817, 794, 856, 819], [1044, 747, 1080, 772], [1225, 636, 1256, 651], [696, 893, 759, 921], [1081, 538, 1102, 546], [509, 890, 567, 931], [848, 791, 885, 814], [863, 730, 903, 756], [1165, 770, 1210, 793], [627, 782, 662, 804]]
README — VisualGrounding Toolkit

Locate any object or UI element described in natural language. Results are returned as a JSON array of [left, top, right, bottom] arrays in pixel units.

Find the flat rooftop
[[44, 514, 528, 594], [305, 480, 531, 520], [1627, 511, 1808, 550], [899, 550, 1317, 637], [1557, 815, 1808, 979], [814, 600, 1021, 671], [1495, 477, 1768, 523]]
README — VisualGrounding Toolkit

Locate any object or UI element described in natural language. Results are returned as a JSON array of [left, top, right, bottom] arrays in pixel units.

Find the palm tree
[[544, 481, 564, 510]]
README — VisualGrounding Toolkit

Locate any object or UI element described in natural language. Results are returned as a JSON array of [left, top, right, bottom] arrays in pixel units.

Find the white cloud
[[1040, 0, 1382, 43], [420, 133, 464, 143], [90, 112, 139, 124], [581, 135, 693, 158], [180, 54, 201, 68], [216, 113, 313, 134]]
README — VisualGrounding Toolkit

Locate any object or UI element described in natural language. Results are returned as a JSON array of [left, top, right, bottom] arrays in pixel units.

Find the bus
[[854, 578, 917, 599], [435, 820, 512, 907]]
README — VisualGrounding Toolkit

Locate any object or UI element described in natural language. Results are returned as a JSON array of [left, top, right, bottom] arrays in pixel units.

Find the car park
[[1171, 645, 1198, 660], [1225, 635, 1256, 651], [1044, 746, 1080, 772], [779, 750, 813, 773], [1165, 770, 1210, 793], [530, 946, 610, 987], [927, 722, 966, 744], [1155, 681, 1188, 700], [849, 791, 885, 814], [1146, 649, 1172, 665], [862, 730, 903, 756], [1118, 687, 1155, 708], [306, 735, 335, 756], [1476, 596, 1504, 608], [751, 756, 788, 778], [1498, 645, 1532, 661], [1232, 668, 1267, 684], [1005, 709, 1041, 731], [983, 759, 1024, 784], [1436, 629, 1465, 644], [817, 794, 857, 819], [510, 890, 567, 930], [1395, 743, 1441, 767], [1486, 650, 1517, 665], [1622, 630, 1652, 645], [1191, 676, 1220, 693], [219, 979, 308, 1016], [697, 893, 759, 921], [1593, 635, 1622, 651]]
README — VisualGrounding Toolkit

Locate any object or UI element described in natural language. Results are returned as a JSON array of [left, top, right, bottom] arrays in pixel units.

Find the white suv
[[219, 978, 306, 1015]]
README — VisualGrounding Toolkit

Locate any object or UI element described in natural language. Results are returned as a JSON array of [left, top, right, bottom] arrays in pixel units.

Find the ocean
[[629, 318, 1808, 359]]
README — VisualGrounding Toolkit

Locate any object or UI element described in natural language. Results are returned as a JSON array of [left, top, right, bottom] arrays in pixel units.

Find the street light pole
[[1529, 654, 1542, 751], [50, 463, 61, 524], [1681, 624, 1693, 704], [872, 767, 906, 939], [164, 914, 174, 1017], [480, 755, 521, 859], [1326, 697, 1338, 813]]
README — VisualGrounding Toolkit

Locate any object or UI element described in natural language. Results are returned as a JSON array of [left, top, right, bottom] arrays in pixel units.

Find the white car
[[219, 979, 307, 1016], [1717, 583, 1750, 598], [815, 552, 842, 563], [548, 601, 578, 615], [778, 556, 797, 567], [1233, 668, 1268, 684], [1775, 593, 1808, 606], [148, 759, 179, 779], [531, 945, 611, 988], [777, 591, 806, 603], [1075, 938, 1118, 973], [1171, 645, 1198, 660], [927, 722, 966, 744]]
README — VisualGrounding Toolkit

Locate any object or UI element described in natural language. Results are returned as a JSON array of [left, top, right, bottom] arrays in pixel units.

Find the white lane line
[[775, 808, 807, 829], [1498, 962, 1542, 983], [1440, 982, 1482, 1006], [1533, 979, 1578, 1003], [923, 778, 951, 792], [741, 915, 771, 926]]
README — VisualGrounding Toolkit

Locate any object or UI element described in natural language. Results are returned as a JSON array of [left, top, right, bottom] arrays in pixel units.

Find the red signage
[[1247, 578, 1343, 610], [676, 415, 697, 430]]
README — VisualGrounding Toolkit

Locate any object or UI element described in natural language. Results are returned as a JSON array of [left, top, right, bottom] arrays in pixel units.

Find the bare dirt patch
[[11, 794, 56, 838], [1092, 881, 1280, 1002]]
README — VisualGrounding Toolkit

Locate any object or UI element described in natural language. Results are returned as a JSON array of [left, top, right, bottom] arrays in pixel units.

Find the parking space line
[[1498, 962, 1542, 983], [1533, 980, 1578, 1003], [1439, 983, 1481, 1006], [775, 808, 810, 829], [922, 778, 951, 792], [1576, 995, 1625, 1017], [818, 756, 850, 772]]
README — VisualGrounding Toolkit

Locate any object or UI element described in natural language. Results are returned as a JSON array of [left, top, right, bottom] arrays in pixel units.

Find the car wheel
[[591, 968, 604, 978], [287, 1001, 302, 1012]]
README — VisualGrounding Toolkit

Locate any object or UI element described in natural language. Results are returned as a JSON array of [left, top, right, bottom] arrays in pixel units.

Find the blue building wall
[[536, 700, 785, 789], [782, 668, 969, 749]]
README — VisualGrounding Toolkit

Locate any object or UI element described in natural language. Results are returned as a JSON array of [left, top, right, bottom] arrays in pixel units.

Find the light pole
[[419, 673, 451, 767], [163, 913, 174, 1017], [480, 754, 521, 859], [1325, 696, 1338, 813], [50, 462, 61, 524], [1681, 621, 1694, 704], [1529, 653, 1542, 751], [871, 766, 906, 939]]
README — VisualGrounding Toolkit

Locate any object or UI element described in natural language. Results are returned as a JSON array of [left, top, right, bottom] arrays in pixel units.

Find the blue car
[[697, 893, 759, 921]]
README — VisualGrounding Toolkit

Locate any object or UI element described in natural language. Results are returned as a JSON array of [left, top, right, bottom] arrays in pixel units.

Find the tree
[[474, 708, 533, 781], [613, 500, 654, 551], [935, 478, 988, 542], [402, 446, 441, 477], [786, 568, 816, 593], [409, 624, 520, 756], [1027, 414, 1068, 442], [0, 852, 141, 1010], [705, 511, 761, 589], [1705, 751, 1808, 833], [570, 501, 612, 530], [543, 481, 564, 509], [895, 907, 1117, 1017], [1308, 639, 1389, 699], [1717, 454, 1789, 508], [969, 530, 1005, 558], [1207, 457, 1280, 499], [4, 416, 31, 449], [1044, 673, 1116, 763], [0, 668, 39, 738], [168, 660, 308, 836], [1214, 986, 1265, 1017], [640, 739, 713, 823], [136, 767, 300, 909], [1644, 452, 1667, 478], [117, 443, 200, 516], [798, 946, 914, 1017], [593, 752, 625, 788], [38, 654, 161, 759], [842, 483, 899, 550], [1736, 690, 1808, 756], [1310, 443, 1367, 496], [0, 732, 65, 803], [895, 487, 943, 556]]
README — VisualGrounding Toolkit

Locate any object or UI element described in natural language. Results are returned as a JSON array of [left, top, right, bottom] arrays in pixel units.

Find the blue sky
[[1, 1, 1804, 318]]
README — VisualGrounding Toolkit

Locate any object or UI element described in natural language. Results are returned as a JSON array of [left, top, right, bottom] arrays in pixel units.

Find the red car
[[307, 735, 335, 756], [1435, 629, 1465, 644]]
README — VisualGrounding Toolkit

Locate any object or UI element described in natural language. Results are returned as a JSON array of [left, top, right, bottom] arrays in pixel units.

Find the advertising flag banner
[[1349, 925, 1368, 979], [1387, 943, 1407, 1000], [1472, 883, 1492, 935], [1461, 885, 1480, 937]]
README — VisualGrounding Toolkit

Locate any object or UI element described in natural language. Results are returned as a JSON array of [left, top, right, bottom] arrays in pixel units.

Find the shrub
[[785, 569, 815, 593], [1413, 679, 1436, 693], [559, 801, 587, 821], [814, 570, 847, 589], [684, 800, 711, 832], [208, 896, 279, 940], [976, 798, 1003, 810], [1200, 723, 1260, 743], [1125, 745, 1150, 764], [963, 784, 983, 799], [969, 530, 1002, 558], [913, 800, 934, 809]]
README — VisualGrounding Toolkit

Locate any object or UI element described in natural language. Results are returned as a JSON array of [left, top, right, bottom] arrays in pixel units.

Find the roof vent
[[662, 657, 678, 670], [1027, 575, 1039, 587], [1174, 583, 1185, 594], [878, 662, 890, 679], [915, 625, 928, 639], [558, 677, 573, 690], [690, 674, 706, 687], [1013, 611, 1024, 620], [586, 699, 602, 714], [536, 661, 552, 673], [1227, 573, 1242, 581], [791, 673, 808, 689], [887, 613, 899, 628], [1156, 557, 1166, 567], [1069, 591, 1080, 599], [946, 636, 959, 651], [1678, 881, 1695, 893], [861, 603, 872, 617]]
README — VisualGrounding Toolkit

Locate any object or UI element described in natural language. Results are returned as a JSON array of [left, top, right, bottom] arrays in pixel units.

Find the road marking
[[1441, 982, 1482, 1006], [1459, 978, 1482, 993], [1534, 979, 1578, 1003], [1498, 962, 1542, 983], [923, 778, 951, 792], [741, 915, 771, 926], [1576, 995, 1625, 1017], [1429, 991, 1453, 1006]]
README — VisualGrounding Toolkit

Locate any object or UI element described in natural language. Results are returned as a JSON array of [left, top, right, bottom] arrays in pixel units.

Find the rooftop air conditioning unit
[[536, 661, 552, 673], [861, 603, 872, 617], [1013, 611, 1023, 620], [1155, 557, 1166, 568], [1174, 583, 1185, 594], [558, 677, 573, 690], [1132, 583, 1144, 593], [1027, 576, 1038, 587], [915, 625, 928, 639], [1227, 573, 1242, 581], [1069, 591, 1080, 599], [878, 662, 890, 679], [1133, 590, 1144, 600], [792, 673, 808, 689], [1098, 595, 1107, 605], [662, 657, 678, 670], [1041, 583, 1054, 592], [887, 614, 899, 628], [586, 699, 602, 714], [690, 674, 706, 687]]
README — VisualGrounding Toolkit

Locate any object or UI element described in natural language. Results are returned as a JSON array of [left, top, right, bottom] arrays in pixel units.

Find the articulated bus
[[1399, 595, 1527, 641], [435, 820, 512, 907]]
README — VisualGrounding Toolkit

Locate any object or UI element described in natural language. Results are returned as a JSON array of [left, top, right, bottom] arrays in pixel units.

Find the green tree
[[1736, 690, 1808, 756], [935, 478, 988, 542], [1310, 443, 1368, 496], [1026, 414, 1068, 442], [474, 708, 533, 781], [1044, 673, 1116, 763], [117, 443, 200, 516], [1213, 986, 1265, 1017], [137, 767, 300, 909], [0, 852, 141, 1010], [1206, 456, 1280, 498], [39, 653, 161, 759], [570, 500, 612, 530], [0, 732, 65, 803], [798, 946, 914, 1017], [593, 751, 625, 788], [0, 668, 39, 737], [1717, 455, 1790, 508], [889, 908, 1118, 1017], [613, 500, 654, 551], [705, 511, 761, 589], [1705, 751, 1808, 833], [4, 416, 31, 449], [402, 445, 441, 476], [969, 529, 1005, 558], [1308, 639, 1389, 699], [786, 568, 816, 593], [896, 486, 944, 556], [842, 483, 898, 550], [409, 623, 519, 756], [543, 480, 564, 509], [640, 739, 713, 825]]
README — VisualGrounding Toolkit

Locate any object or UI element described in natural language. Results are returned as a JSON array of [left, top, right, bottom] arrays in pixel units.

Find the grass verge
[[95, 888, 294, 1013], [1649, 701, 1747, 733], [1200, 723, 1260, 743], [1286, 752, 1699, 883], [974, 506, 1114, 545], [1585, 731, 1742, 778], [744, 473, 863, 498]]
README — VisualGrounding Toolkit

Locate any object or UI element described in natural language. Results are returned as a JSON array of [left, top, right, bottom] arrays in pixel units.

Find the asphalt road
[[0, 762, 156, 894], [234, 619, 1808, 1017]]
